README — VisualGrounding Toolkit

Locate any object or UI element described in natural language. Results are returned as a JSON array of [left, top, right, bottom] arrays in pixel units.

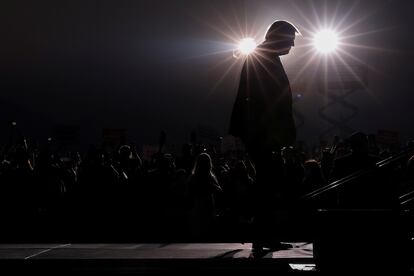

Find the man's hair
[[265, 20, 301, 41]]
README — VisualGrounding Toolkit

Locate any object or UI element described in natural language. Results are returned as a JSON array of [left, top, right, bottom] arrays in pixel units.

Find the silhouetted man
[[229, 20, 298, 153], [229, 20, 299, 252]]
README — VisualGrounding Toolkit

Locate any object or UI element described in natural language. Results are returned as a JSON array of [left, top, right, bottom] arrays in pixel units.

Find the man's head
[[264, 20, 300, 55]]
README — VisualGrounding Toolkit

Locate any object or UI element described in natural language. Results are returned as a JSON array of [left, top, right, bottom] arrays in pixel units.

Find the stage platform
[[0, 243, 315, 275]]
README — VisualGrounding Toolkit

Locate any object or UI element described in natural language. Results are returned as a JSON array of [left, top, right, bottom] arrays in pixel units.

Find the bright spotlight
[[314, 30, 339, 53], [237, 37, 257, 55]]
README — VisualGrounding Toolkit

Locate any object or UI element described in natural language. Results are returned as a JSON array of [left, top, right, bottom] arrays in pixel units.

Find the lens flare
[[314, 30, 339, 53], [237, 38, 257, 55]]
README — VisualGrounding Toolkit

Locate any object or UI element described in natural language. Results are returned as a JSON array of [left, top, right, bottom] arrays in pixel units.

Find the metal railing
[[301, 147, 414, 203]]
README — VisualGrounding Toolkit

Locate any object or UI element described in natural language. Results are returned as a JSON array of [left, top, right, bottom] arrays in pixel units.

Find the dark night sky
[[1, 0, 414, 148]]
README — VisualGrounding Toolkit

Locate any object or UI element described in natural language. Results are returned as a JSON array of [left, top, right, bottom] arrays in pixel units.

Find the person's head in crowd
[[348, 131, 369, 156], [233, 160, 249, 179], [281, 146, 298, 164], [304, 159, 323, 178], [158, 153, 175, 172], [118, 145, 132, 162], [192, 153, 213, 177], [215, 157, 229, 173], [13, 144, 32, 169]]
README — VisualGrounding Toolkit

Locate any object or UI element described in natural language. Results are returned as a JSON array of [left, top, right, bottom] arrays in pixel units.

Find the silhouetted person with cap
[[229, 20, 300, 253]]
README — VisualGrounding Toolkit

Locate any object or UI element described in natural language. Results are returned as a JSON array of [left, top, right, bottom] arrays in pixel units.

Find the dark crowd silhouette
[[1, 123, 413, 248]]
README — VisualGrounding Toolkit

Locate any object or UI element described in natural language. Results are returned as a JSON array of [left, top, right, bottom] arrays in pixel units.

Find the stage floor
[[0, 243, 315, 274], [0, 242, 313, 260]]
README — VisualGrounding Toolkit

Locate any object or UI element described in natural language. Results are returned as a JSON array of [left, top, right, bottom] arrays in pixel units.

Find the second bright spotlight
[[313, 30, 339, 54]]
